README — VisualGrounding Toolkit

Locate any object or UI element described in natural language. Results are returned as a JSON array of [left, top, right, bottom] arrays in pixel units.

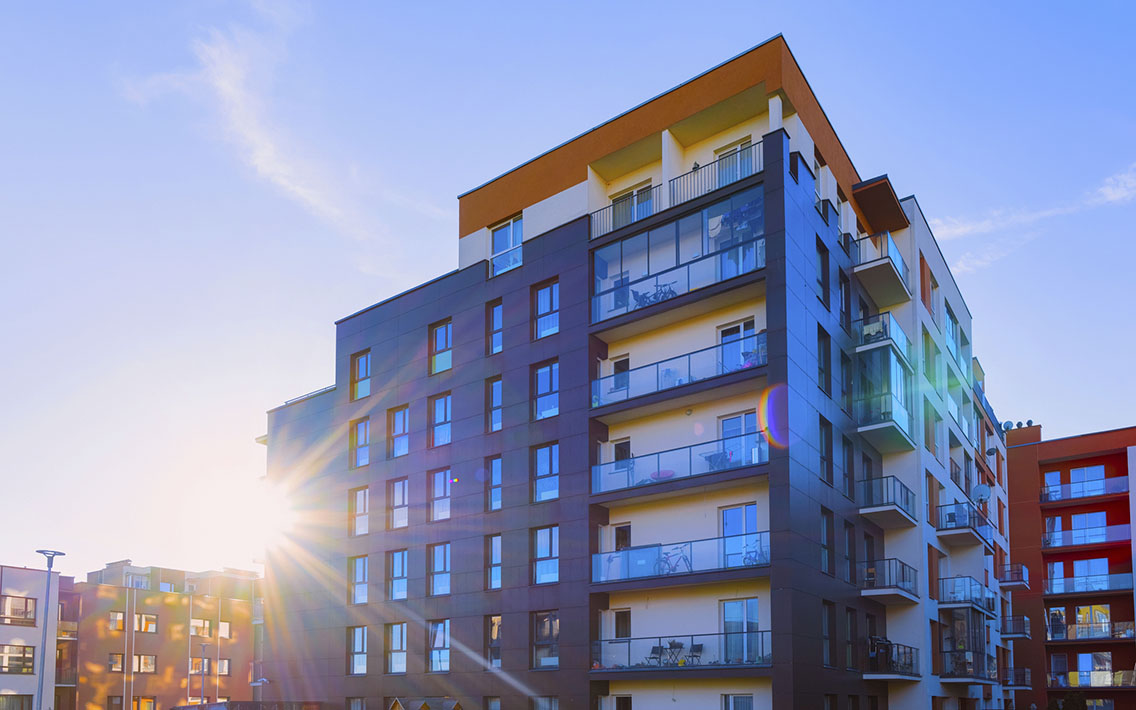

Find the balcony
[[593, 532, 769, 585], [939, 576, 996, 617], [668, 142, 764, 208], [1048, 621, 1136, 642], [1043, 524, 1131, 550], [1003, 667, 1032, 690], [857, 558, 918, 605], [851, 231, 911, 307], [590, 184, 664, 240], [592, 238, 765, 323], [1001, 616, 1031, 640], [54, 667, 77, 686], [936, 502, 993, 549], [939, 651, 998, 684], [857, 476, 918, 528], [56, 620, 78, 639], [1048, 670, 1136, 688], [592, 432, 768, 496], [590, 630, 770, 675], [854, 312, 912, 365], [591, 333, 767, 409], [1041, 476, 1130, 504], [1045, 573, 1134, 596], [854, 392, 915, 452], [863, 640, 920, 680], [998, 563, 1029, 591]]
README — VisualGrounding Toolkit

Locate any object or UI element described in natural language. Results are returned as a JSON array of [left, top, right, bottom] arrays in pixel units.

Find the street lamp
[[34, 550, 65, 710], [197, 642, 210, 706]]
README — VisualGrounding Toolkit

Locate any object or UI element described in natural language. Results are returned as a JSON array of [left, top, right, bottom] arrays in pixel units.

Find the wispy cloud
[[949, 232, 1040, 275]]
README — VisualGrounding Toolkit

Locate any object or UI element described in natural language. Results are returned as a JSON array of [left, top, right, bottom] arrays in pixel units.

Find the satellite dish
[[985, 448, 998, 457], [1002, 421, 1013, 432], [971, 484, 992, 503], [1026, 419, 1034, 427]]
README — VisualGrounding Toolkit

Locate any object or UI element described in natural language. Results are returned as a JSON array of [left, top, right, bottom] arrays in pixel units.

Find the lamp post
[[197, 642, 210, 706], [34, 550, 65, 710]]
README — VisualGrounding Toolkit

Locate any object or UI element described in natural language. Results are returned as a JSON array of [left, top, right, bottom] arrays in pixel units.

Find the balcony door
[[1071, 511, 1107, 545], [1070, 464, 1106, 497], [715, 140, 753, 190], [1075, 604, 1110, 639], [721, 597, 761, 665], [721, 503, 758, 568], [719, 411, 757, 468], [611, 183, 653, 230], [719, 319, 757, 374]]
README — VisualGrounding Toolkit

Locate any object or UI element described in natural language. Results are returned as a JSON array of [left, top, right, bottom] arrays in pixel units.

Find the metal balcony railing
[[854, 312, 911, 363], [851, 231, 910, 288], [939, 650, 997, 681], [865, 640, 919, 676], [1048, 670, 1136, 688], [939, 576, 996, 614], [590, 184, 665, 239], [999, 563, 1029, 586], [1045, 573, 1133, 595], [591, 630, 771, 671], [1043, 524, 1131, 549], [1048, 620, 1136, 641], [854, 391, 914, 438], [857, 558, 918, 596], [593, 532, 770, 583], [56, 620, 78, 639], [1041, 476, 1129, 502], [1001, 616, 1030, 636], [592, 432, 769, 494], [1003, 667, 1031, 687], [857, 476, 918, 519], [668, 142, 764, 207], [591, 333, 767, 408], [936, 502, 993, 543], [55, 667, 77, 685]]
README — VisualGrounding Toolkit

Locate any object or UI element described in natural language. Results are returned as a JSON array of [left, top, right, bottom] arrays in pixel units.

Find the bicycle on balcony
[[655, 545, 693, 576], [630, 281, 678, 310]]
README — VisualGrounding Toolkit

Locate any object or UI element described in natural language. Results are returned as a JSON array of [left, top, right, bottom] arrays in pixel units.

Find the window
[[429, 393, 452, 446], [845, 608, 857, 669], [486, 377, 503, 432], [533, 526, 559, 584], [485, 700, 501, 710], [487, 300, 504, 355], [533, 442, 559, 502], [842, 437, 855, 499], [347, 699, 365, 710], [839, 352, 852, 411], [217, 659, 230, 676], [821, 601, 835, 667], [388, 550, 407, 600], [487, 534, 502, 590], [839, 272, 851, 330], [429, 543, 451, 596], [0, 597, 35, 627], [816, 238, 830, 307], [532, 610, 559, 668], [127, 574, 148, 590], [388, 406, 409, 458], [349, 486, 369, 536], [350, 417, 370, 468], [134, 613, 157, 633], [922, 329, 939, 388], [386, 623, 406, 673], [107, 698, 123, 710], [920, 255, 939, 322], [132, 699, 154, 710], [486, 615, 502, 669], [429, 319, 453, 374], [388, 478, 408, 529], [190, 618, 212, 637], [351, 350, 371, 400], [843, 522, 855, 584], [1, 645, 34, 672], [189, 658, 211, 675], [159, 582, 174, 592], [817, 325, 831, 394], [615, 610, 631, 639], [532, 361, 559, 419], [108, 610, 124, 631], [723, 697, 753, 710], [132, 655, 156, 674], [820, 508, 834, 575], [429, 469, 451, 521], [819, 416, 833, 485], [428, 619, 450, 672], [612, 357, 630, 391], [533, 281, 560, 339], [347, 626, 367, 675], [532, 700, 559, 710], [486, 456, 503, 511], [107, 654, 123, 672], [490, 215, 523, 277], [349, 555, 368, 605]]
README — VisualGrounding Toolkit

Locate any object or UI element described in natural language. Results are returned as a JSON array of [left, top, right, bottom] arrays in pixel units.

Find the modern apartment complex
[[1007, 424, 1136, 710], [260, 35, 1019, 709], [1, 564, 65, 710]]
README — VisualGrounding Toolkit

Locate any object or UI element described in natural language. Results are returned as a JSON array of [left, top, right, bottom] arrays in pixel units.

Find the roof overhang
[[852, 175, 909, 233]]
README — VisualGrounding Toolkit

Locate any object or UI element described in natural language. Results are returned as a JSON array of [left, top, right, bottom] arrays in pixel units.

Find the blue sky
[[1, 1, 1133, 576]]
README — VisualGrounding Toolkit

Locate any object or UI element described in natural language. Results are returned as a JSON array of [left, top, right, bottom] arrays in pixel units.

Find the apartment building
[[259, 35, 1018, 710], [1, 564, 64, 710], [74, 561, 259, 710], [1007, 424, 1136, 710]]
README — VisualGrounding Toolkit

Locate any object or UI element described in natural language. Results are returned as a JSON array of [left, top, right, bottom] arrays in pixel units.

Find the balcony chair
[[683, 643, 703, 665], [645, 645, 664, 666]]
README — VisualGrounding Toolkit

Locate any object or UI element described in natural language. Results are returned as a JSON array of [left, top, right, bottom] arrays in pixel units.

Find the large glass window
[[388, 405, 409, 458], [349, 486, 369, 536], [134, 613, 157, 633], [350, 418, 370, 468], [487, 300, 504, 355], [532, 361, 559, 419], [388, 478, 408, 529], [349, 556, 368, 605], [351, 350, 371, 400], [533, 443, 559, 502], [722, 598, 761, 664], [430, 320, 453, 374], [487, 534, 502, 590], [533, 526, 559, 584], [132, 655, 156, 674], [429, 393, 452, 446], [430, 469, 451, 521], [0, 646, 33, 674], [388, 550, 407, 600], [487, 377, 503, 432], [486, 615, 502, 669], [533, 281, 559, 339], [486, 456, 503, 511], [491, 216, 523, 277], [347, 626, 367, 675], [532, 610, 559, 668], [0, 597, 35, 628], [429, 543, 451, 596], [386, 623, 406, 673], [428, 619, 450, 672]]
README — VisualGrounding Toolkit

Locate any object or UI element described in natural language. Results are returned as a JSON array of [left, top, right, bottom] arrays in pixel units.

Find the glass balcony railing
[[852, 231, 910, 288], [854, 392, 914, 437], [854, 312, 911, 363], [55, 668, 77, 685], [1043, 524, 1131, 549], [1041, 476, 1129, 502], [936, 502, 993, 543], [857, 476, 918, 519], [865, 641, 919, 677], [999, 563, 1029, 587], [940, 651, 998, 681], [668, 142, 764, 207], [1048, 670, 1136, 688], [593, 532, 770, 583], [591, 630, 771, 671], [1003, 668, 1031, 687], [592, 432, 769, 494], [1048, 621, 1136, 641], [56, 620, 78, 639], [1045, 573, 1134, 595], [591, 333, 767, 408], [490, 245, 523, 277], [857, 558, 918, 596], [1001, 616, 1031, 636], [590, 184, 665, 239], [939, 576, 996, 614], [592, 238, 765, 322]]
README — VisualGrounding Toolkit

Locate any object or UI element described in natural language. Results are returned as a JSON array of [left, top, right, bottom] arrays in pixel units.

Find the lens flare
[[758, 383, 789, 448]]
